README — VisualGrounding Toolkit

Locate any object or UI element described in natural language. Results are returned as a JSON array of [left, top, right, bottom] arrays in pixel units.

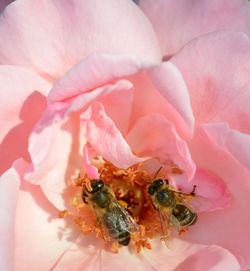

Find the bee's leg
[[179, 227, 188, 236], [151, 199, 159, 211], [96, 216, 101, 226], [182, 185, 197, 200], [96, 218, 111, 243], [82, 192, 88, 204], [190, 185, 197, 196], [112, 242, 119, 254], [95, 216, 103, 237]]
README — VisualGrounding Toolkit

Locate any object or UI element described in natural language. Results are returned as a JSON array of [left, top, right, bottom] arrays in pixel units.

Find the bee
[[82, 178, 139, 246], [147, 167, 202, 245]]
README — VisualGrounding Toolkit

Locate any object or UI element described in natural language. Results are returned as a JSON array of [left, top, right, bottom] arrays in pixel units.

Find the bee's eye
[[148, 186, 155, 195], [154, 179, 164, 187], [165, 179, 169, 184], [90, 179, 104, 193]]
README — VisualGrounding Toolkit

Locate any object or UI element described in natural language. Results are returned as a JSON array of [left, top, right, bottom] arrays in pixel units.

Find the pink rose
[[0, 0, 249, 271]]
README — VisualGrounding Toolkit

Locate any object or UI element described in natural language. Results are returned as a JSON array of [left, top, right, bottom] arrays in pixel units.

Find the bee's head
[[148, 179, 168, 195], [88, 179, 104, 193]]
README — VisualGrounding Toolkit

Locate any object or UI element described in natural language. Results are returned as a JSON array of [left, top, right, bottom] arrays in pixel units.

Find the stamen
[[58, 210, 68, 218], [59, 158, 187, 253], [112, 242, 119, 254], [171, 167, 183, 174]]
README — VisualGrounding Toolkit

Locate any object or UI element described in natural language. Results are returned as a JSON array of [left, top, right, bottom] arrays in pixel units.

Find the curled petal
[[0, 0, 160, 81], [48, 54, 194, 139], [0, 66, 51, 175], [198, 123, 250, 171], [39, 78, 134, 135], [80, 102, 148, 169], [126, 113, 196, 181], [174, 169, 231, 212], [24, 96, 87, 209], [146, 62, 194, 139], [25, 115, 82, 210], [186, 126, 250, 269], [83, 144, 99, 179], [47, 54, 144, 104], [171, 30, 250, 134], [25, 78, 134, 208], [139, 0, 250, 57]]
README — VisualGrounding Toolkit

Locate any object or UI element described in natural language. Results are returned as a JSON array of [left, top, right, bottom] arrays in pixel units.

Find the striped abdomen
[[172, 204, 197, 226], [102, 206, 131, 246]]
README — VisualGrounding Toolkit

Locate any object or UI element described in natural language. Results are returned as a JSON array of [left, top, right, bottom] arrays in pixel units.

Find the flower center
[[59, 159, 185, 253]]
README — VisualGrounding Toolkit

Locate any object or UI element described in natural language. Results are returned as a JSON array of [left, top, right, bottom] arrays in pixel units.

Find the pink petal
[[25, 114, 82, 210], [173, 245, 240, 271], [51, 236, 105, 271], [83, 144, 99, 179], [0, 0, 13, 13], [126, 113, 196, 181], [47, 54, 144, 104], [98, 81, 133, 135], [174, 169, 231, 212], [52, 238, 240, 271], [199, 123, 250, 171], [48, 53, 193, 139], [139, 0, 250, 57], [185, 125, 250, 269], [14, 180, 78, 271], [0, 66, 51, 175], [53, 239, 157, 271], [171, 31, 250, 134], [129, 62, 194, 140], [0, 158, 27, 271], [46, 78, 134, 135], [25, 80, 134, 208], [147, 62, 194, 139], [80, 102, 147, 169], [141, 240, 240, 271], [0, 0, 161, 82]]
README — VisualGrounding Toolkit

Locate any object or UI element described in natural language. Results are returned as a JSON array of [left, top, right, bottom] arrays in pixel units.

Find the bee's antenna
[[154, 166, 163, 180], [99, 168, 105, 178], [141, 179, 152, 184]]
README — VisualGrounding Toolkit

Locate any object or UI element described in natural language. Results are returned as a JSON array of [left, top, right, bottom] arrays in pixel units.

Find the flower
[[0, 0, 250, 271]]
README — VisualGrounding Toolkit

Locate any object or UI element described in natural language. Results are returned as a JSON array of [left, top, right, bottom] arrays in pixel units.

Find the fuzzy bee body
[[102, 204, 131, 245], [148, 178, 198, 243], [172, 204, 197, 227], [82, 179, 138, 246]]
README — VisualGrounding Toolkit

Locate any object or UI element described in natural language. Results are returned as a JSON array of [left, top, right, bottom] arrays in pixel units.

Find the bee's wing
[[112, 201, 140, 234], [95, 210, 113, 243], [184, 195, 211, 212], [159, 209, 180, 249], [97, 200, 139, 245]]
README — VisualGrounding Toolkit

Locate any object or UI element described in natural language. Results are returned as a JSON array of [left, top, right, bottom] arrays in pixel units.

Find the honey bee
[[147, 167, 204, 245], [82, 179, 139, 246]]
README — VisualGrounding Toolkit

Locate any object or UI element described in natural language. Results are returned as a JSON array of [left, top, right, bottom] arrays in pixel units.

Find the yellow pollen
[[58, 209, 68, 218], [58, 159, 186, 253], [171, 167, 183, 174]]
